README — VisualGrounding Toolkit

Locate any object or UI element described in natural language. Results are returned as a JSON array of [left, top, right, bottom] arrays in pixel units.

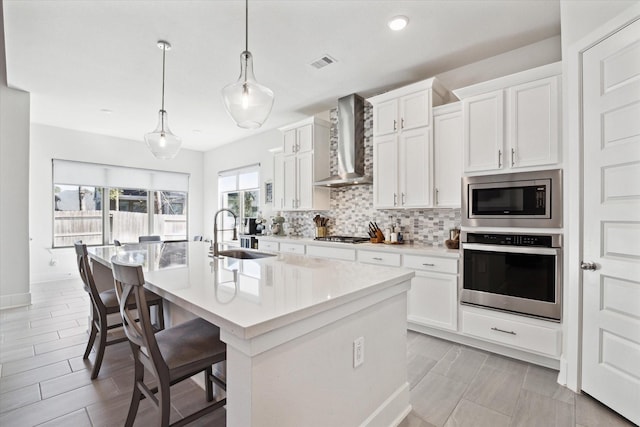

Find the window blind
[[52, 159, 189, 192]]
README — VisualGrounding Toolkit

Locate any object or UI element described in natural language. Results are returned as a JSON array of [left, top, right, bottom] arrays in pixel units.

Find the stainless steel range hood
[[314, 94, 372, 187]]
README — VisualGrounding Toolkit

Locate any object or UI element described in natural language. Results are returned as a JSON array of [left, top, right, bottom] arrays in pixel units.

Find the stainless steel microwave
[[462, 169, 562, 228]]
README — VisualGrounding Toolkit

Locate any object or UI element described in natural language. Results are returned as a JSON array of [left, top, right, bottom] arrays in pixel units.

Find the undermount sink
[[216, 249, 275, 260]]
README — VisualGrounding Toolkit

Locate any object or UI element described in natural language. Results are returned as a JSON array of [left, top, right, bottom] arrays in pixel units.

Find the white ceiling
[[3, 0, 560, 152]]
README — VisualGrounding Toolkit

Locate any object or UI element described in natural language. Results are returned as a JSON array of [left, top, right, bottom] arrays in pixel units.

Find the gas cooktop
[[314, 236, 369, 244]]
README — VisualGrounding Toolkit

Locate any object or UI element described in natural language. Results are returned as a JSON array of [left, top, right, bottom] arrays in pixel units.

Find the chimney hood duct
[[314, 94, 372, 187]]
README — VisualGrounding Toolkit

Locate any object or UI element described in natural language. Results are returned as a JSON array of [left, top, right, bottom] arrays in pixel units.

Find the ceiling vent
[[310, 54, 337, 69]]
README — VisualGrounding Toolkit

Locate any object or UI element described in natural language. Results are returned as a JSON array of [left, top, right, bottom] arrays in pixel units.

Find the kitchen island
[[89, 242, 415, 427]]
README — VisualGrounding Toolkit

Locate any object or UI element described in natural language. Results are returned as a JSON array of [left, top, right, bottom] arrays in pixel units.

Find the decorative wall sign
[[264, 180, 273, 205]]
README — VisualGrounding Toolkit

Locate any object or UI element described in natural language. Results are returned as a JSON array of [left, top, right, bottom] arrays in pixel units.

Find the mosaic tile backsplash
[[280, 106, 461, 247]]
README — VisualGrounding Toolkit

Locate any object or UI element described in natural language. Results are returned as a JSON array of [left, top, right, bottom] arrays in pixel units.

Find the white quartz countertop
[[257, 235, 460, 258], [88, 242, 415, 340]]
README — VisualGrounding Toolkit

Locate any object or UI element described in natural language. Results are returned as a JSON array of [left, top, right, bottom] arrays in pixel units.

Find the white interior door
[[581, 17, 640, 425]]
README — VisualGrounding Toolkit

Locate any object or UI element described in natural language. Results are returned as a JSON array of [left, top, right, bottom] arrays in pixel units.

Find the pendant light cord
[[245, 0, 248, 53], [161, 44, 166, 112]]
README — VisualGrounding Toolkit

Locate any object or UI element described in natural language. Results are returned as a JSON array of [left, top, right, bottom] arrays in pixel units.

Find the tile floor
[[0, 278, 635, 426]]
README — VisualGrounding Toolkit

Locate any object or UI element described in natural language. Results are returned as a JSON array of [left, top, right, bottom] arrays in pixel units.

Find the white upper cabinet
[[400, 128, 432, 207], [283, 124, 314, 155], [508, 76, 559, 169], [462, 90, 504, 172], [277, 117, 330, 211], [273, 152, 285, 210], [454, 62, 562, 174], [433, 103, 463, 208], [373, 100, 398, 136], [369, 77, 449, 209], [372, 83, 434, 137], [373, 135, 398, 208]]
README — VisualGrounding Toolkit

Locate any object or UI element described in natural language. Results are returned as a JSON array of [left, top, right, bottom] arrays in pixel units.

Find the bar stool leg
[[83, 322, 97, 359]]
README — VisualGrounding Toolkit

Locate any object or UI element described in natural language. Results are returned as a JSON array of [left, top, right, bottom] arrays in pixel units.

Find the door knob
[[580, 261, 598, 271]]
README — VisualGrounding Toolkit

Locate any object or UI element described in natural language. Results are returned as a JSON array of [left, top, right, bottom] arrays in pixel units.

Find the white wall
[[29, 124, 205, 283], [203, 128, 283, 236], [437, 35, 562, 92], [1, 3, 32, 309], [0, 85, 31, 308]]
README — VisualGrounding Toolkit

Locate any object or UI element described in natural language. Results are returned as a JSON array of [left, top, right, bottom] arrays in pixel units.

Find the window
[[218, 165, 260, 242], [52, 160, 189, 247], [54, 185, 103, 247]]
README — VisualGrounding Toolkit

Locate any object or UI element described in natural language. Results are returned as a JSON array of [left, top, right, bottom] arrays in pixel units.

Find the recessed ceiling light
[[100, 109, 113, 114], [388, 16, 408, 31]]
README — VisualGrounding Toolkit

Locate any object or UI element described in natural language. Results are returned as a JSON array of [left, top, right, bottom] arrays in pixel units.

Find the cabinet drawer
[[462, 309, 561, 357], [358, 250, 401, 267], [403, 254, 458, 274], [280, 242, 306, 255], [258, 240, 279, 252], [306, 245, 356, 261]]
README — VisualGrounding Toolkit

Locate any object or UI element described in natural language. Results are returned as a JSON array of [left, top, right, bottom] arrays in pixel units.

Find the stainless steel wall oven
[[461, 232, 562, 321], [462, 169, 562, 228]]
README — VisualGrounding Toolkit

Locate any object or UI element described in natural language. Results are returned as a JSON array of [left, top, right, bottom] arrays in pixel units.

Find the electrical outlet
[[353, 336, 364, 368]]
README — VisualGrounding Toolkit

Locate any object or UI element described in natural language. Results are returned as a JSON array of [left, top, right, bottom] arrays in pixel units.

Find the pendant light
[[144, 40, 182, 160], [221, 0, 274, 129]]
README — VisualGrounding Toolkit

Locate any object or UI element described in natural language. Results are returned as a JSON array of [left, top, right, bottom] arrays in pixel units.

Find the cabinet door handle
[[393, 193, 397, 206], [402, 192, 406, 205], [435, 188, 439, 206], [498, 149, 502, 168], [491, 327, 516, 335], [393, 119, 397, 131], [422, 263, 435, 267], [372, 257, 383, 261], [511, 148, 516, 167], [401, 118, 405, 129]]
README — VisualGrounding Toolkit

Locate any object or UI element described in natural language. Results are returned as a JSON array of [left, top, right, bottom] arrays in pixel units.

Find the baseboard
[[360, 382, 411, 427], [0, 292, 31, 310], [30, 272, 75, 284]]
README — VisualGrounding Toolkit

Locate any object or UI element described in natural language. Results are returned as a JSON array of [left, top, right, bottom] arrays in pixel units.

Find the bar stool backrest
[[74, 242, 104, 314], [111, 259, 167, 375]]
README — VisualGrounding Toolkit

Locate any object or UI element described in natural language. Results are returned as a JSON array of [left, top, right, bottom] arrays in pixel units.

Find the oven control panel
[[465, 233, 555, 248]]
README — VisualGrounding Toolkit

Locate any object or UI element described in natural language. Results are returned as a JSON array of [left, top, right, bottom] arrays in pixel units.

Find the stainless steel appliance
[[314, 236, 369, 244], [243, 218, 257, 235], [314, 94, 372, 187], [462, 169, 562, 228], [461, 231, 562, 321]]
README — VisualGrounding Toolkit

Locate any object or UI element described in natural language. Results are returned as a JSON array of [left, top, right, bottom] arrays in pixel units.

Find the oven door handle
[[462, 243, 560, 255]]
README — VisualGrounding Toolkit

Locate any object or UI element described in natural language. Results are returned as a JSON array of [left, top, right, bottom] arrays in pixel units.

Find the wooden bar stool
[[74, 242, 165, 379], [111, 259, 227, 427]]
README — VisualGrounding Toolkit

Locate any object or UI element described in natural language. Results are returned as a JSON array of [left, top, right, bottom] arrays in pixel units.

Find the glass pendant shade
[[144, 109, 182, 160], [222, 51, 274, 129]]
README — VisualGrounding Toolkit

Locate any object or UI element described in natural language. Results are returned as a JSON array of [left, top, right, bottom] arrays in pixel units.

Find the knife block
[[370, 230, 385, 243]]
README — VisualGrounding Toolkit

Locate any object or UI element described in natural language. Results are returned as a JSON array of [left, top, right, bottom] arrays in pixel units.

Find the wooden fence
[[53, 210, 186, 247]]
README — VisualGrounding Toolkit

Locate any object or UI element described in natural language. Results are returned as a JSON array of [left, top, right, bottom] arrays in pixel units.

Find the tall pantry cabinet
[[274, 117, 330, 211], [368, 78, 450, 209]]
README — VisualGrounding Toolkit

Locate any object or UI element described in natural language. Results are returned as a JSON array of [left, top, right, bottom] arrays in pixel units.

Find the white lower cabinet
[[461, 307, 561, 357], [306, 245, 356, 261], [258, 240, 279, 252], [357, 249, 401, 267], [279, 242, 305, 255], [407, 271, 458, 332]]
